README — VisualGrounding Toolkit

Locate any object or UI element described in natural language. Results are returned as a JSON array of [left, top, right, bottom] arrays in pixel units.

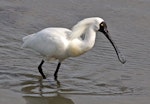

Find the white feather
[[69, 17, 104, 39], [22, 17, 104, 61], [21, 17, 126, 79]]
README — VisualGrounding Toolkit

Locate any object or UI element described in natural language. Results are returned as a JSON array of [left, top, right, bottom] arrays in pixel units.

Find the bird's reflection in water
[[22, 78, 74, 104], [23, 94, 74, 104]]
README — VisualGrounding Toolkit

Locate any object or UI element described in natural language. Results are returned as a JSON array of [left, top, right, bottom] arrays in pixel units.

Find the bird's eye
[[99, 22, 107, 32], [100, 22, 107, 28], [100, 23, 104, 27]]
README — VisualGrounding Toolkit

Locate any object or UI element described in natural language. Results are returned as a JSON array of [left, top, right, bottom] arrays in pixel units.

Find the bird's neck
[[67, 26, 96, 57], [83, 26, 96, 51]]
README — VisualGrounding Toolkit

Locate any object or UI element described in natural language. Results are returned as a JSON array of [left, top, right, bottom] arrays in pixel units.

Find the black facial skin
[[98, 22, 126, 64], [99, 22, 108, 33]]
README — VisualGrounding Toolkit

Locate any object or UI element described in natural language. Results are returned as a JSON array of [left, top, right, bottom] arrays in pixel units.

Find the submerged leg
[[54, 62, 61, 80], [38, 60, 46, 79]]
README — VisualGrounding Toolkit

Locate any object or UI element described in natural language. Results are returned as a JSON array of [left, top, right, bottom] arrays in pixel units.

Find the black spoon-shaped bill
[[103, 30, 126, 64]]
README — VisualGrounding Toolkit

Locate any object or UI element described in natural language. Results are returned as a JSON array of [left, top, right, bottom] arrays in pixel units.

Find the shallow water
[[0, 0, 150, 104]]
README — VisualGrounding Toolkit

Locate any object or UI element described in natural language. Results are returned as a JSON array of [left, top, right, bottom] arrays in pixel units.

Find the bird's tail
[[21, 34, 34, 48]]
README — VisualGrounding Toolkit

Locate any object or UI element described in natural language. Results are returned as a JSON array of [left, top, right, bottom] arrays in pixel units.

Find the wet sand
[[0, 0, 150, 104]]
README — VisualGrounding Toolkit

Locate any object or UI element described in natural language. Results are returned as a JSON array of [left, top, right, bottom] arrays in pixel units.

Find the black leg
[[54, 62, 61, 80], [38, 60, 46, 79]]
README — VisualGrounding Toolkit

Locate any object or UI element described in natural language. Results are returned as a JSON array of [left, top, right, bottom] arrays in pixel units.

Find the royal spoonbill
[[22, 17, 126, 80]]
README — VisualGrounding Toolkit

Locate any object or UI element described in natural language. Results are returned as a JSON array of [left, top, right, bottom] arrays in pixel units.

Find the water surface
[[0, 0, 150, 104]]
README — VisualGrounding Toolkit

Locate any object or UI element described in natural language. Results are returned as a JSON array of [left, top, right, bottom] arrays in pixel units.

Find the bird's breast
[[68, 41, 85, 57]]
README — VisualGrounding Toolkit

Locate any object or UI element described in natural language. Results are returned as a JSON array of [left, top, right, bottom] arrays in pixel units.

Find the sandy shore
[[1, 89, 150, 104]]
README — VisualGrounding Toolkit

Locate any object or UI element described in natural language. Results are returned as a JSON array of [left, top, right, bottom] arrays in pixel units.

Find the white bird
[[22, 17, 126, 80]]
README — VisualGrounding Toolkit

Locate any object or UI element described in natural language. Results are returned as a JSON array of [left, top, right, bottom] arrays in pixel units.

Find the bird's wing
[[22, 28, 71, 56]]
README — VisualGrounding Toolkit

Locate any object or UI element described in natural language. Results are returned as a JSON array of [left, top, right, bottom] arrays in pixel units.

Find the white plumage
[[22, 28, 72, 61], [22, 17, 104, 61], [22, 17, 126, 80]]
